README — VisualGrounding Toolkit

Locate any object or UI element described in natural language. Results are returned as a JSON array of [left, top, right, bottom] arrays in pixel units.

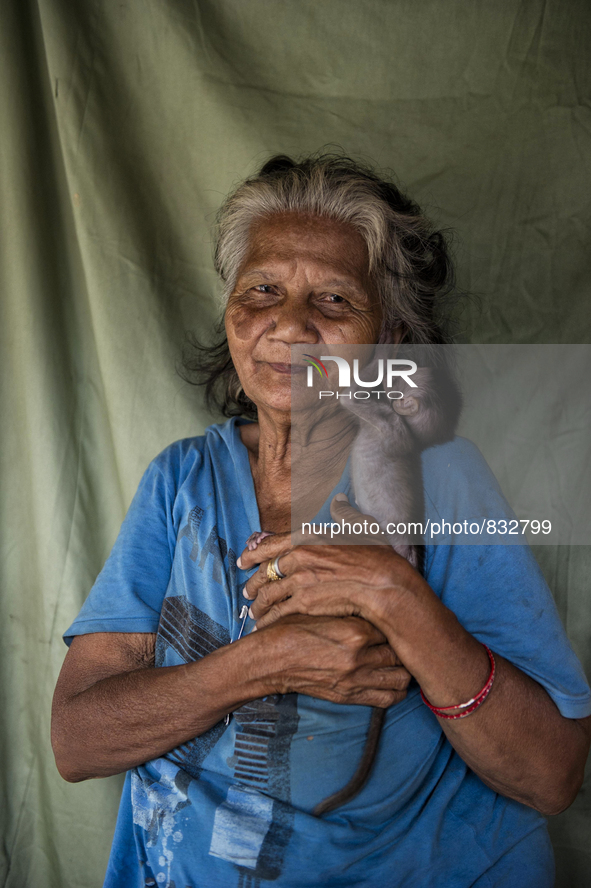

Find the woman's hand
[[237, 496, 414, 708], [253, 613, 411, 708], [244, 540, 410, 630], [238, 495, 419, 631]]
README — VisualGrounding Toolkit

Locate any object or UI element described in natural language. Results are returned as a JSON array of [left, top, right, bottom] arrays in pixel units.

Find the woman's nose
[[266, 299, 318, 344]]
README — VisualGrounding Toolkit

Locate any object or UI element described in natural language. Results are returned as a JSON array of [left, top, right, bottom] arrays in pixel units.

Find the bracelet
[[420, 645, 496, 720]]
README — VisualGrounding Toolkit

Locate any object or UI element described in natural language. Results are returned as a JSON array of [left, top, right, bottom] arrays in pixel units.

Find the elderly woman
[[52, 155, 591, 888]]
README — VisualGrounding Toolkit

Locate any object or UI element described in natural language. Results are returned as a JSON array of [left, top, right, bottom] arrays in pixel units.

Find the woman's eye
[[253, 284, 274, 294], [327, 294, 346, 303]]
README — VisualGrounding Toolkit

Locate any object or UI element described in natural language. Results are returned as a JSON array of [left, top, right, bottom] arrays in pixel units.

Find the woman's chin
[[245, 368, 321, 415], [257, 392, 295, 414], [250, 387, 320, 416]]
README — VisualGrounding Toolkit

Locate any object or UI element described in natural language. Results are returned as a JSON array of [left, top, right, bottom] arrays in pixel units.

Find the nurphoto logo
[[304, 356, 418, 399]]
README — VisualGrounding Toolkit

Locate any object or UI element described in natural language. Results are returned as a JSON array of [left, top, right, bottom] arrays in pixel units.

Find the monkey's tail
[[313, 706, 385, 817]]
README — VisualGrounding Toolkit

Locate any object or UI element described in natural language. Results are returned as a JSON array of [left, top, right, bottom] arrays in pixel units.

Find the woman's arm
[[371, 569, 591, 816], [52, 630, 264, 782], [240, 516, 591, 817], [51, 617, 410, 782]]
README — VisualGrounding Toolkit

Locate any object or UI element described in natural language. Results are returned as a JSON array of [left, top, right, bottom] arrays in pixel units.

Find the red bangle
[[420, 645, 496, 720]]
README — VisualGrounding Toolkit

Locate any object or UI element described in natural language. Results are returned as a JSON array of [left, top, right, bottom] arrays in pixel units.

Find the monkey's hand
[[245, 530, 275, 551]]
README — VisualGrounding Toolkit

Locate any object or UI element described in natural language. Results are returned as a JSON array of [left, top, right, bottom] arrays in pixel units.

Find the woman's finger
[[329, 493, 370, 523], [251, 574, 369, 623], [349, 689, 407, 709], [328, 494, 387, 545], [246, 573, 295, 614], [250, 576, 359, 623], [353, 665, 412, 692], [252, 595, 296, 627], [362, 643, 402, 669], [330, 493, 377, 524], [243, 552, 298, 600], [242, 565, 270, 601]]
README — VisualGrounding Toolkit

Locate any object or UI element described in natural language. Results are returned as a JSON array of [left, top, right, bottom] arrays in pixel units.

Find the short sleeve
[[426, 543, 591, 719], [423, 439, 591, 720], [63, 457, 177, 646]]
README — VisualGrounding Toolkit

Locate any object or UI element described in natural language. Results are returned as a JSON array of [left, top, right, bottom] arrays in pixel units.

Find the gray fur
[[340, 364, 462, 567]]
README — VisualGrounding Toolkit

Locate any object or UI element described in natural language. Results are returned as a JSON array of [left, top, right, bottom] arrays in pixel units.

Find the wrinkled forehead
[[237, 212, 371, 283]]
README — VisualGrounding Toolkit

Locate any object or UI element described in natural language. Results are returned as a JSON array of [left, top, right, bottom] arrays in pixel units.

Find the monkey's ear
[[393, 397, 419, 416]]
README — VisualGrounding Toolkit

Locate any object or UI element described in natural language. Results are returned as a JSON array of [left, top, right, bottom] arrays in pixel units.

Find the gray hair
[[183, 154, 459, 418], [213, 154, 455, 343]]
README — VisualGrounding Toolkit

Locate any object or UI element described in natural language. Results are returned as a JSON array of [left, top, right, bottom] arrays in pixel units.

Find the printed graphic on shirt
[[178, 504, 205, 560], [132, 759, 192, 887], [180, 513, 238, 593], [155, 596, 230, 779], [210, 695, 299, 883], [146, 510, 301, 885], [156, 594, 231, 664]]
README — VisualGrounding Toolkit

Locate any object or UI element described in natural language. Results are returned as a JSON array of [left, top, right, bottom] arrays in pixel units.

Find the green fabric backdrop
[[1, 1, 590, 885]]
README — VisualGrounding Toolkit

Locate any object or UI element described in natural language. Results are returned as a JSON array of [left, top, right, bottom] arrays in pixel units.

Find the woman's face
[[225, 213, 385, 414]]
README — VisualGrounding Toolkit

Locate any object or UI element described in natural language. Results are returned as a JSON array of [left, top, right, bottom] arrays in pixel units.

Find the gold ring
[[267, 556, 285, 582]]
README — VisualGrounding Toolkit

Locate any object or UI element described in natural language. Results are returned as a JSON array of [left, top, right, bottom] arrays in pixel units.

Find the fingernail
[[252, 624, 257, 632], [243, 588, 251, 599], [236, 556, 242, 568], [335, 493, 348, 502], [248, 607, 254, 619]]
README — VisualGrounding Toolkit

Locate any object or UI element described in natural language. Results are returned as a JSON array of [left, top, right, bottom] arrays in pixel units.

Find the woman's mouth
[[268, 363, 307, 375]]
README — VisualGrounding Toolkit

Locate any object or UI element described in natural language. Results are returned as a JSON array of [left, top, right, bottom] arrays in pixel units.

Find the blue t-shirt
[[64, 418, 591, 888]]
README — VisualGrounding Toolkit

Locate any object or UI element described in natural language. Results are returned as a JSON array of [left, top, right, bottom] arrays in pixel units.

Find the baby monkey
[[340, 360, 462, 568], [243, 359, 461, 815]]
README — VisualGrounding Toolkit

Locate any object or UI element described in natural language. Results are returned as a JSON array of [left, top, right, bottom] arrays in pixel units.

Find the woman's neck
[[239, 404, 357, 534]]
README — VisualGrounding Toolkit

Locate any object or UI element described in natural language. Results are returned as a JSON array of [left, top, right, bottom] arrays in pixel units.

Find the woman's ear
[[378, 325, 405, 345]]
